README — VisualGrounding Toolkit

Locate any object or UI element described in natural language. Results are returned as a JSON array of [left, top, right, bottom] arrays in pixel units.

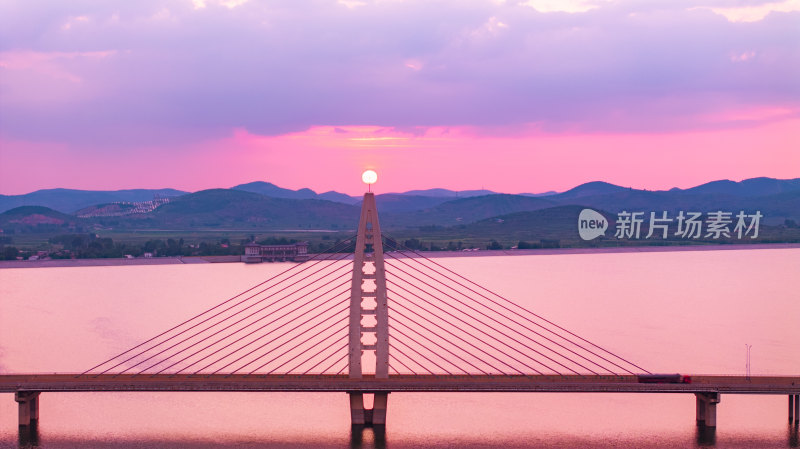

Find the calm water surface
[[1, 248, 799, 448]]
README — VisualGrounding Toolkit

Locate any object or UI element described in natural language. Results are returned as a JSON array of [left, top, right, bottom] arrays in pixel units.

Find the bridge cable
[[155, 277, 352, 377], [387, 347, 419, 376], [383, 236, 649, 374], [187, 285, 350, 375], [301, 341, 349, 376], [386, 256, 587, 375], [388, 319, 473, 376], [81, 235, 357, 377], [258, 322, 349, 376], [389, 298, 511, 375], [317, 349, 349, 377], [384, 245, 644, 375], [389, 305, 494, 376], [389, 288, 523, 376], [216, 297, 349, 376], [388, 282, 534, 376], [388, 340, 436, 376], [387, 251, 612, 375], [387, 273, 554, 376], [388, 254, 629, 375], [120, 258, 353, 376], [335, 359, 349, 376], [386, 255, 595, 376], [388, 327, 460, 376], [140, 270, 350, 376]]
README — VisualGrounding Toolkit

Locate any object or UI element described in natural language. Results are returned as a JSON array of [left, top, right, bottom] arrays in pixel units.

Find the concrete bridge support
[[348, 192, 390, 426], [695, 392, 720, 427], [14, 391, 40, 427], [791, 394, 799, 424], [349, 392, 388, 426]]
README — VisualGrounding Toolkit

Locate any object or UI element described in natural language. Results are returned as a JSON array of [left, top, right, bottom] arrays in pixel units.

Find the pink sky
[[0, 0, 798, 195], [2, 118, 797, 195]]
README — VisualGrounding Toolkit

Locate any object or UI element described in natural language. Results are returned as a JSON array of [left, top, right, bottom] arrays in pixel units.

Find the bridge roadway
[[4, 374, 800, 429], [2, 373, 799, 394]]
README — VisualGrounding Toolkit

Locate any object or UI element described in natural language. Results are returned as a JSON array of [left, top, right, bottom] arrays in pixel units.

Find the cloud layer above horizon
[[0, 0, 798, 194]]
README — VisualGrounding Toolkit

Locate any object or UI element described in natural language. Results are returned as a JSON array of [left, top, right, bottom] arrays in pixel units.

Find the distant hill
[[421, 202, 800, 247], [382, 194, 558, 227], [318, 191, 360, 204], [119, 189, 361, 230], [231, 181, 358, 204], [398, 188, 497, 198], [373, 194, 453, 213], [75, 203, 138, 217], [741, 190, 800, 224], [2, 177, 798, 233], [376, 177, 800, 228], [520, 191, 558, 197], [231, 181, 317, 199], [0, 188, 186, 214], [0, 206, 86, 233], [552, 181, 630, 200], [452, 205, 605, 242], [553, 190, 800, 225], [680, 177, 800, 197]]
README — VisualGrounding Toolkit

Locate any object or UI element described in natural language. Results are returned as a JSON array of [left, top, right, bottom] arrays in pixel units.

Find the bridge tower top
[[349, 192, 389, 379]]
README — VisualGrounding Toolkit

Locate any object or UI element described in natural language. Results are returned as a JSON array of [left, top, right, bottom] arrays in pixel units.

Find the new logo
[[578, 209, 608, 241]]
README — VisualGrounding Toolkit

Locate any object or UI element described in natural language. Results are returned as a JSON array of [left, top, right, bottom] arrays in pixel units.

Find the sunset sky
[[0, 0, 798, 196]]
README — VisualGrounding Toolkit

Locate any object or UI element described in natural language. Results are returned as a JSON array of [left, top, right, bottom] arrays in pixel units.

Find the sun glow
[[362, 170, 378, 185]]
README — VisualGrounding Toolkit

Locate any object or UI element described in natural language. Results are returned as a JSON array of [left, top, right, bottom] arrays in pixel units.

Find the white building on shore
[[242, 242, 309, 263]]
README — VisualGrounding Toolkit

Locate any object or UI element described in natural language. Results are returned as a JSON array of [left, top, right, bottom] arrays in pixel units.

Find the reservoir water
[[1, 248, 799, 448]]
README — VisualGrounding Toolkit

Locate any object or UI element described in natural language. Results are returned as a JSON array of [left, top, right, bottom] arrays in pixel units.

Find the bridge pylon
[[348, 192, 389, 425]]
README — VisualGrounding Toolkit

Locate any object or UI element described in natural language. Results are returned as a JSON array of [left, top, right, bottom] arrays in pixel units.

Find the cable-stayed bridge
[[2, 192, 799, 432]]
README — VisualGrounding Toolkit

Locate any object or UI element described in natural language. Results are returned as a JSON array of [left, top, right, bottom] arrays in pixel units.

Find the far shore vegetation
[[3, 179, 800, 261], [2, 220, 799, 261]]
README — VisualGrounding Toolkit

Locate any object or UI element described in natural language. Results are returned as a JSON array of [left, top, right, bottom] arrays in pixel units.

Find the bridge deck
[[2, 374, 798, 394]]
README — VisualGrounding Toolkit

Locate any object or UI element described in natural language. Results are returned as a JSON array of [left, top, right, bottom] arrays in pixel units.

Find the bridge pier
[[791, 394, 799, 424], [695, 392, 720, 427], [14, 391, 40, 427], [349, 392, 388, 426]]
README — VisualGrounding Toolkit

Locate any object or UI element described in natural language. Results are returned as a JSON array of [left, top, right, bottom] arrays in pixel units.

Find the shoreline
[[411, 242, 800, 258], [1, 243, 798, 269], [0, 255, 242, 269]]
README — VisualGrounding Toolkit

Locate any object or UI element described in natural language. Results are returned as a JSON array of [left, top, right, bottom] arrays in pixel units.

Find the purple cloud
[[0, 0, 798, 149]]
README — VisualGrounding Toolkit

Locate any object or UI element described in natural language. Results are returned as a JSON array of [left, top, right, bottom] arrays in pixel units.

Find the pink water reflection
[[1, 248, 798, 447]]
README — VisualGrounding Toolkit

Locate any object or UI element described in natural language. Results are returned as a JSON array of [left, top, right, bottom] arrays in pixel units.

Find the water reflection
[[694, 425, 715, 447], [350, 425, 386, 449], [1, 251, 798, 448], [17, 423, 39, 448], [8, 426, 800, 448]]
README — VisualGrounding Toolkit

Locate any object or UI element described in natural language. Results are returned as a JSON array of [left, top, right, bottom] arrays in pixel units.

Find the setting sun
[[361, 169, 378, 185]]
